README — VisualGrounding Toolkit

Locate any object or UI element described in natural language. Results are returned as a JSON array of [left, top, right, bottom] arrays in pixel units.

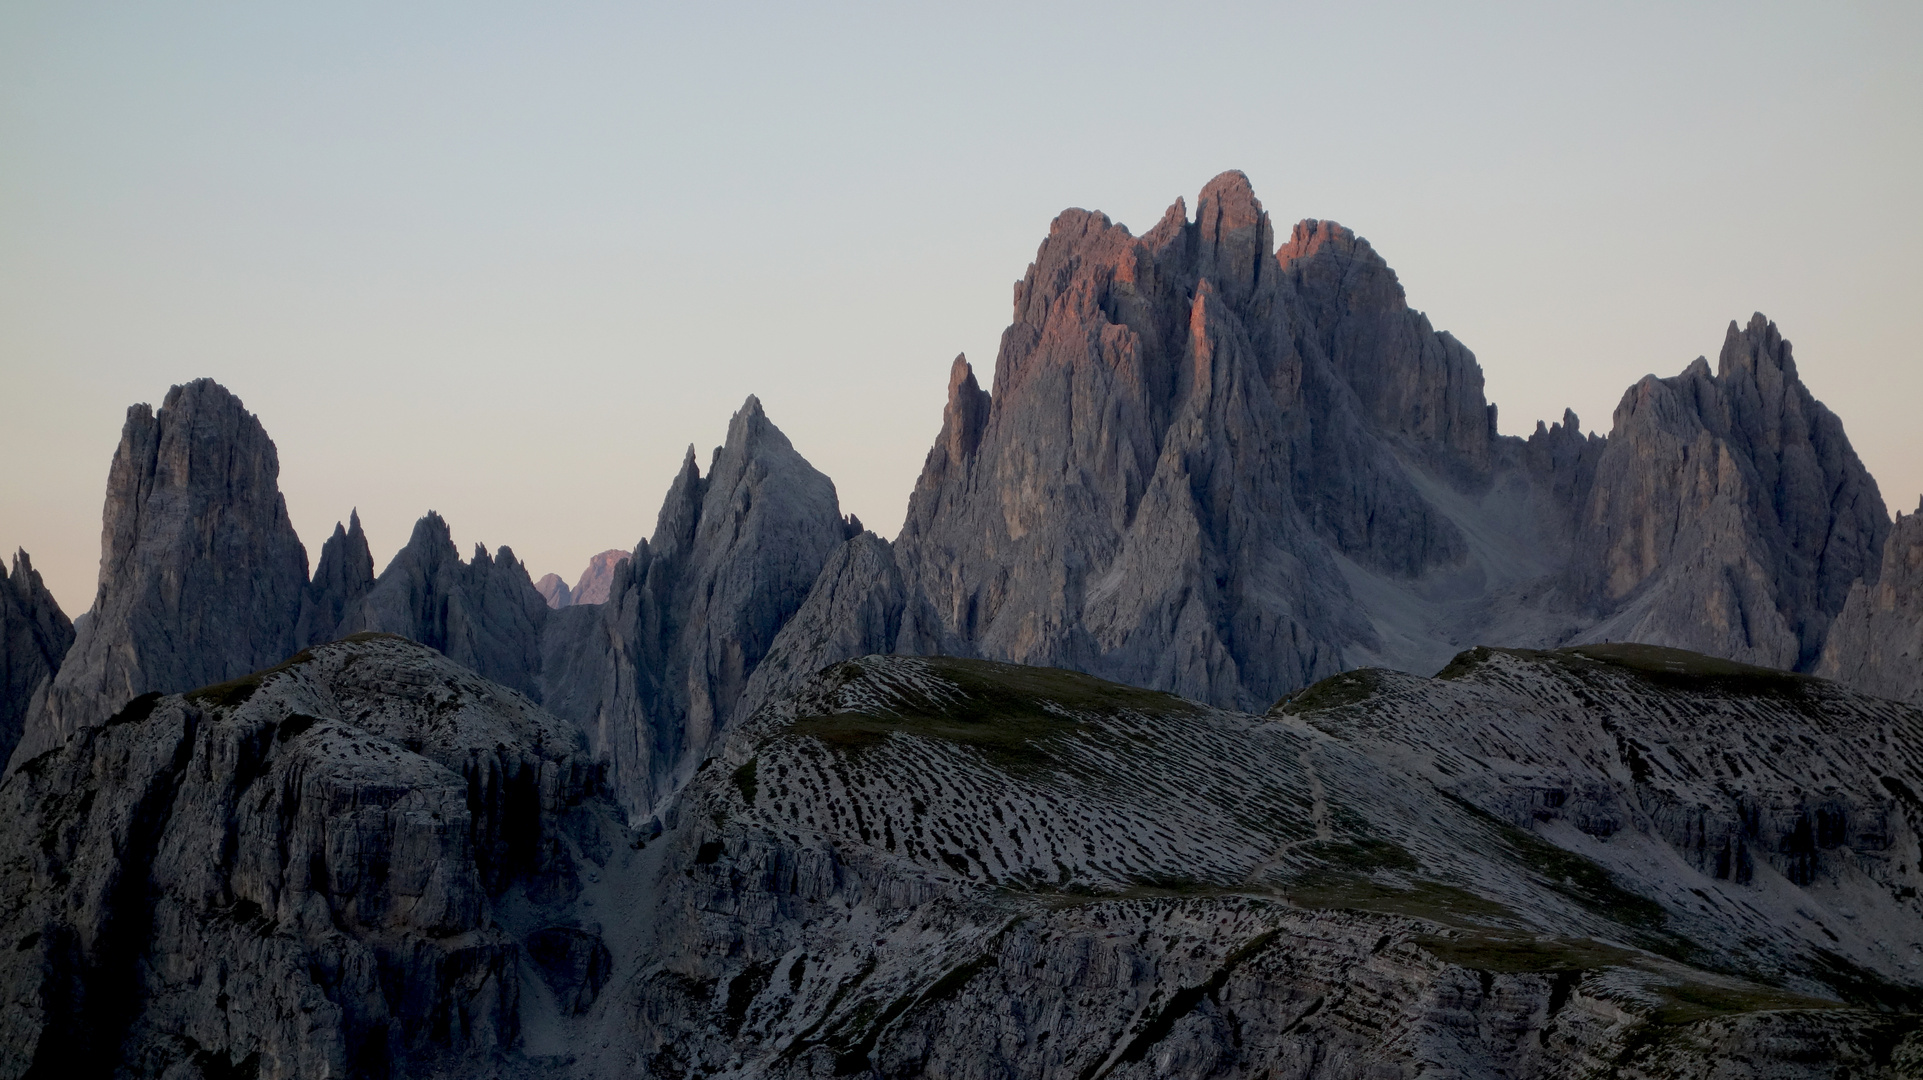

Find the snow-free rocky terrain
[[2, 632, 1919, 1077], [6, 169, 1923, 1077]]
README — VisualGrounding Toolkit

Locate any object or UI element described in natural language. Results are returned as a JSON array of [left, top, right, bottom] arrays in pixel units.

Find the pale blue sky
[[3, 1, 1919, 612]]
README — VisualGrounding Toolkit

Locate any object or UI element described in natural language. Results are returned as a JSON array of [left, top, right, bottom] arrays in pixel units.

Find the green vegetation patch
[[1562, 642, 1812, 697], [185, 649, 317, 709], [1436, 642, 1814, 700], [1300, 837, 1420, 874], [785, 656, 1194, 772], [1284, 870, 1514, 925], [1417, 932, 1637, 974], [1273, 669, 1390, 715], [1646, 979, 1841, 1025]]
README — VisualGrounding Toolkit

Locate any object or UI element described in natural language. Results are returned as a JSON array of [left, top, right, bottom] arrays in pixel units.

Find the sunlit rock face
[[567, 549, 630, 607], [766, 174, 1888, 718], [17, 380, 310, 769]]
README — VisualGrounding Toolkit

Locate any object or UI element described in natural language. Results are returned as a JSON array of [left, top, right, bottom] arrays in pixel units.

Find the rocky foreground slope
[[2, 633, 1918, 1078]]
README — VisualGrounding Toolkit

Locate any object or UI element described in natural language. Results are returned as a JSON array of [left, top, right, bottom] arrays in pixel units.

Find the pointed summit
[[20, 379, 308, 761], [338, 510, 549, 697], [1194, 170, 1274, 305], [297, 508, 374, 646], [1574, 313, 1886, 668], [538, 398, 849, 819], [0, 550, 73, 765]]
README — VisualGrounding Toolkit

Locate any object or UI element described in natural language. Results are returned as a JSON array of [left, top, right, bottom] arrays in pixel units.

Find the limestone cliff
[[1817, 499, 1923, 702], [535, 397, 851, 821], [17, 380, 309, 767], [336, 511, 551, 700], [1570, 315, 1888, 669], [0, 551, 72, 767], [885, 172, 1553, 709], [294, 510, 374, 648], [0, 634, 608, 1079], [789, 175, 1888, 712]]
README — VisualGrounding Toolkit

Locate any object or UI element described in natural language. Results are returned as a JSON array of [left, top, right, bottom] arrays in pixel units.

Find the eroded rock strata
[[4, 640, 1918, 1077]]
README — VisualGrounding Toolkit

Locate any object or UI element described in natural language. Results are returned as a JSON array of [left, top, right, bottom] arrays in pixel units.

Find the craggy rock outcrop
[[1570, 315, 1888, 669], [596, 649, 1923, 1078], [295, 510, 374, 648], [1818, 499, 1923, 702], [336, 512, 551, 700], [19, 380, 309, 766], [0, 634, 615, 1079], [536, 574, 574, 609], [777, 174, 1887, 714], [3, 635, 1920, 1076], [568, 550, 629, 607], [882, 172, 1546, 709], [732, 531, 905, 721], [536, 397, 852, 821], [0, 551, 72, 767]]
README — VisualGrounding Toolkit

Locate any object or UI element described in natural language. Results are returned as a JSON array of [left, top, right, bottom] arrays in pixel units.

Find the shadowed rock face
[[0, 634, 610, 1080], [1570, 315, 1888, 669], [535, 573, 573, 609], [0, 551, 72, 767], [1817, 500, 1923, 703], [295, 510, 374, 648], [535, 396, 852, 821], [18, 380, 309, 767], [336, 511, 551, 700]]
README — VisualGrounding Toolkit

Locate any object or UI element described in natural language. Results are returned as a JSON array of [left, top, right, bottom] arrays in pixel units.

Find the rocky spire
[[0, 550, 73, 766], [17, 380, 309, 764], [296, 509, 374, 647], [537, 396, 849, 820], [1816, 497, 1923, 702], [1570, 314, 1888, 668], [337, 511, 550, 698]]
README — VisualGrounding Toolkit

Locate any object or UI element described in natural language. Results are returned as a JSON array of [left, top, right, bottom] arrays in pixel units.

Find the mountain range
[[0, 171, 1919, 1078]]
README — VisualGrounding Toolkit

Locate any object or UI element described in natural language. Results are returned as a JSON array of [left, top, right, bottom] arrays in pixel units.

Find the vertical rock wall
[[17, 380, 309, 767]]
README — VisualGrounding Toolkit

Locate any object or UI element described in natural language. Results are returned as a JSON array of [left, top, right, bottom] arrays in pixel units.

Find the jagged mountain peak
[[1722, 310, 1798, 382], [15, 376, 309, 764]]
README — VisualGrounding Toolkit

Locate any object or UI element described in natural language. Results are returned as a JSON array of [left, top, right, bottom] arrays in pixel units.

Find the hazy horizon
[[5, 2, 1919, 614]]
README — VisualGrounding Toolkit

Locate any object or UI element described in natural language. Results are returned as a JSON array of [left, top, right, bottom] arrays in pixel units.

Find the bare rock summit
[[0, 551, 72, 767], [15, 379, 308, 768]]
